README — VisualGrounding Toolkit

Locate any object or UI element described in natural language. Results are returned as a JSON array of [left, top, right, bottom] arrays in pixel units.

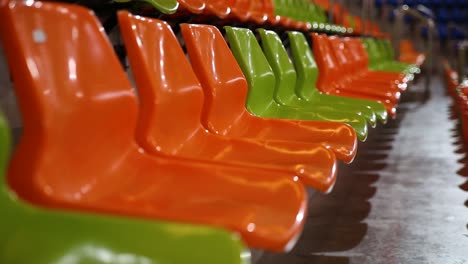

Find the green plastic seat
[[272, 0, 345, 34], [379, 39, 421, 75], [306, 0, 345, 33], [376, 39, 417, 73], [364, 38, 413, 75], [363, 38, 418, 78], [225, 26, 368, 141], [257, 28, 379, 129], [0, 113, 248, 264], [286, 31, 388, 124], [113, 0, 179, 14]]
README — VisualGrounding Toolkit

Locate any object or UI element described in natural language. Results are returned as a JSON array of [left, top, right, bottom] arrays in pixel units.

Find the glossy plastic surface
[[203, 0, 231, 18], [0, 112, 249, 264], [1, 1, 307, 252], [231, 0, 285, 28], [247, 0, 268, 24], [258, 29, 371, 136], [226, 0, 251, 22], [311, 33, 398, 118], [273, 0, 343, 33], [114, 0, 179, 14], [344, 38, 409, 86], [287, 31, 388, 124], [344, 38, 409, 83], [120, 12, 337, 192], [363, 38, 419, 75], [225, 26, 369, 141], [382, 39, 420, 74], [257, 28, 378, 130], [327, 36, 401, 104], [276, 0, 313, 30], [176, 0, 205, 14], [181, 23, 358, 164], [340, 38, 408, 86]]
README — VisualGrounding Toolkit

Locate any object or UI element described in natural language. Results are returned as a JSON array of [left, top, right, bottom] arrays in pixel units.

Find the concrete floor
[[258, 77, 468, 264]]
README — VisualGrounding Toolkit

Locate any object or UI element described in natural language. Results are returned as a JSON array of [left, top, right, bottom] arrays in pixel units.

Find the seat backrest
[[347, 38, 370, 69], [352, 16, 363, 34], [225, 26, 277, 116], [263, 0, 276, 17], [362, 38, 382, 66], [273, 0, 285, 16], [289, 0, 303, 20], [180, 24, 249, 135], [204, 0, 231, 18], [342, 37, 366, 72], [229, 0, 250, 19], [287, 31, 320, 101], [331, 2, 344, 25], [313, 0, 329, 9], [178, 0, 206, 14], [374, 39, 390, 61], [311, 1, 328, 23], [327, 36, 353, 75], [400, 40, 416, 53], [310, 33, 339, 93], [290, 0, 314, 23], [249, 0, 267, 17], [118, 11, 206, 153], [144, 0, 180, 14], [381, 39, 395, 60], [1, 1, 138, 202], [344, 14, 356, 30], [114, 0, 179, 14], [258, 29, 297, 105]]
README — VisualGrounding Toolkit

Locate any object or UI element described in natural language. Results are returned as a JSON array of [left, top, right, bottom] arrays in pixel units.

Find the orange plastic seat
[[230, 0, 252, 21], [313, 0, 329, 9], [328, 37, 403, 100], [311, 33, 397, 117], [179, 23, 358, 163], [326, 36, 401, 104], [1, 0, 308, 252], [342, 41, 408, 92], [228, 0, 285, 29], [351, 16, 364, 34], [203, 0, 231, 19], [247, 0, 268, 24], [197, 0, 272, 26], [119, 12, 337, 191], [262, 0, 286, 25], [229, 0, 293, 29]]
